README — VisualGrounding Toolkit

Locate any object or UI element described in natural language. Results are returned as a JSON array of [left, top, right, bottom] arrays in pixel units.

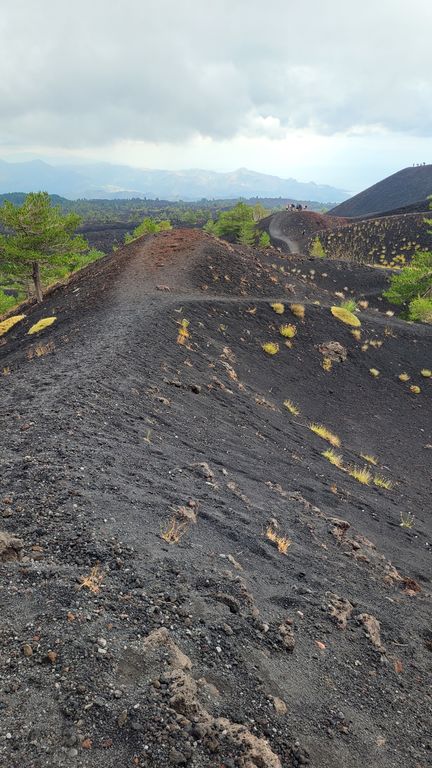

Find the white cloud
[[1, 0, 432, 146], [0, 0, 431, 188]]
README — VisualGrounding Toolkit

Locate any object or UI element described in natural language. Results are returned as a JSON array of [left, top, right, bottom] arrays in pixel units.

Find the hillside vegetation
[[310, 212, 432, 266]]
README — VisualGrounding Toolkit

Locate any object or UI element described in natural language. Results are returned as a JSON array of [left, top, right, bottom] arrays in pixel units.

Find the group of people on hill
[[286, 203, 308, 211], [412, 162, 427, 166]]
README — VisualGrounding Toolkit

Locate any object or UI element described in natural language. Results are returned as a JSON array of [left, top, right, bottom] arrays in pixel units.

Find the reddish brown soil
[[0, 229, 431, 768]]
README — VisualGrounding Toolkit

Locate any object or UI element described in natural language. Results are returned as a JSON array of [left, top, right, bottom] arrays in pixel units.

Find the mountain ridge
[[0, 158, 349, 203]]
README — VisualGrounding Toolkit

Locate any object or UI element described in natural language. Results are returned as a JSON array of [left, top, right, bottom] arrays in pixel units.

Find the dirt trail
[[269, 211, 301, 253], [0, 229, 431, 768]]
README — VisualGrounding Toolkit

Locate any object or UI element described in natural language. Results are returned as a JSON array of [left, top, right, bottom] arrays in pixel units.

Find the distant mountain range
[[0, 159, 349, 204], [329, 165, 432, 217]]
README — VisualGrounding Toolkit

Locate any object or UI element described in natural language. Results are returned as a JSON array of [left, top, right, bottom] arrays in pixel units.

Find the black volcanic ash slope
[[329, 165, 432, 218], [0, 230, 431, 768]]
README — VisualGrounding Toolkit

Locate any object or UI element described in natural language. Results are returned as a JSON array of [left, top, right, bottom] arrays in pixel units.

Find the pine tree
[[0, 192, 88, 302], [310, 236, 325, 258], [384, 250, 432, 322], [384, 198, 432, 323]]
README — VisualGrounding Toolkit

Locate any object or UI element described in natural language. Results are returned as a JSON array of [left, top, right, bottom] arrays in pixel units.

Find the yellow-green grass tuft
[[369, 368, 380, 377], [420, 369, 431, 378], [28, 317, 56, 335], [290, 303, 305, 320], [310, 423, 341, 447], [331, 306, 361, 327], [373, 474, 393, 490], [340, 298, 357, 313], [0, 314, 26, 337], [348, 465, 372, 485], [351, 329, 361, 341], [270, 303, 285, 314], [400, 512, 414, 529], [398, 372, 410, 382], [266, 526, 292, 555], [279, 323, 297, 338], [360, 453, 378, 466], [322, 449, 344, 468], [261, 342, 279, 355], [283, 399, 300, 416], [409, 385, 421, 394]]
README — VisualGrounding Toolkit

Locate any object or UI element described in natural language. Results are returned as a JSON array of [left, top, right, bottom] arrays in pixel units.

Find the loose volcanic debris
[[0, 227, 431, 768], [0, 530, 23, 562]]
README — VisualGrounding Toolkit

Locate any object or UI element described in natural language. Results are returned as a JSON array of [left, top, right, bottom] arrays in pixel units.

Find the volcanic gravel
[[0, 229, 431, 768]]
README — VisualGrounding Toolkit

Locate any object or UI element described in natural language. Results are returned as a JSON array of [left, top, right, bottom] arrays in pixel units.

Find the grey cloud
[[0, 0, 431, 148]]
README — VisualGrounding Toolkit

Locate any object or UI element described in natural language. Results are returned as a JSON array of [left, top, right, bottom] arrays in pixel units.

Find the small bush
[[262, 342, 279, 355], [400, 511, 414, 529], [322, 449, 344, 468], [373, 474, 392, 490], [409, 385, 421, 394], [0, 290, 18, 315], [310, 423, 341, 447], [409, 297, 432, 323], [384, 249, 432, 322], [398, 372, 410, 382], [331, 306, 361, 327], [420, 368, 431, 377], [348, 466, 372, 484], [340, 299, 357, 313], [369, 368, 380, 377], [259, 231, 271, 248], [310, 236, 326, 258], [360, 453, 378, 465], [176, 318, 190, 345], [78, 564, 104, 594], [266, 526, 292, 554], [283, 399, 299, 415], [125, 217, 172, 243], [271, 302, 285, 314], [0, 314, 26, 337], [279, 323, 297, 338], [161, 517, 188, 544], [28, 317, 56, 334], [290, 303, 305, 319]]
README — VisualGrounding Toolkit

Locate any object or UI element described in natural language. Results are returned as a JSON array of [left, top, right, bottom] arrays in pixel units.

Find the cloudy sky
[[0, 0, 431, 191]]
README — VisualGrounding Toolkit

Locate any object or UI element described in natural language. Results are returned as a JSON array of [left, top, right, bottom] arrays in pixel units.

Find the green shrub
[[409, 297, 432, 323], [340, 298, 357, 313], [203, 219, 217, 235], [0, 290, 17, 314], [209, 203, 256, 244], [125, 217, 172, 243], [384, 250, 432, 322], [259, 231, 271, 248], [310, 236, 326, 258], [239, 220, 256, 246]]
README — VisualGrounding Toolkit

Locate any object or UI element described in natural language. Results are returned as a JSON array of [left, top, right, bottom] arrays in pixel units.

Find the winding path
[[268, 211, 301, 253]]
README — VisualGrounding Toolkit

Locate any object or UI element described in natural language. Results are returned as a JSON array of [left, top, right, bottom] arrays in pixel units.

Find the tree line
[[0, 192, 430, 324]]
